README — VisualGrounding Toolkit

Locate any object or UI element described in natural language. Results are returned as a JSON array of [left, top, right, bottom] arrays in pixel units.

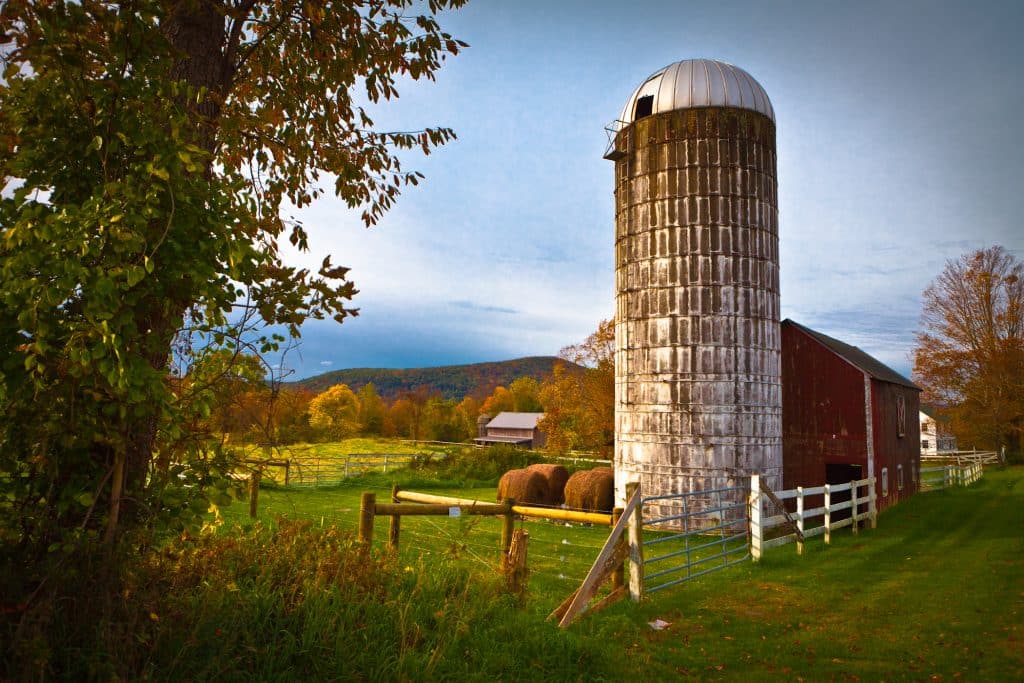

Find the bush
[[2, 520, 612, 680]]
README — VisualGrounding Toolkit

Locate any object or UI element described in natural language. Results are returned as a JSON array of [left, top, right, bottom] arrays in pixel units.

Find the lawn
[[218, 463, 1023, 680]]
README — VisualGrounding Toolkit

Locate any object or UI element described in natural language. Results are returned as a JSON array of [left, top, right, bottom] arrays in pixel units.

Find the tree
[[508, 376, 543, 412], [480, 385, 514, 416], [455, 395, 481, 440], [539, 319, 615, 455], [913, 246, 1024, 457], [357, 383, 386, 436], [0, 0, 466, 557], [308, 384, 362, 441]]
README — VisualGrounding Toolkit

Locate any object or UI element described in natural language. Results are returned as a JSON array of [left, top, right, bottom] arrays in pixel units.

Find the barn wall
[[870, 380, 922, 509], [781, 323, 869, 489]]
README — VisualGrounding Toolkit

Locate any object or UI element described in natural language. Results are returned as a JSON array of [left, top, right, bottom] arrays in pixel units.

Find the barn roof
[[783, 319, 921, 390], [486, 412, 545, 429]]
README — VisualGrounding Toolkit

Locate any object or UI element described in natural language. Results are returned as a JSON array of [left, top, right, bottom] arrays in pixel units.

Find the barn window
[[897, 464, 904, 491], [921, 439, 930, 450], [896, 394, 906, 437], [634, 95, 654, 120], [881, 467, 889, 497]]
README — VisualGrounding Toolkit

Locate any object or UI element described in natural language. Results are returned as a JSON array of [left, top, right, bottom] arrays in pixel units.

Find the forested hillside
[[292, 356, 576, 401]]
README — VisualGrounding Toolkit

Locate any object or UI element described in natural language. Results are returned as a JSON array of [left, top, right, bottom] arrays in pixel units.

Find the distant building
[[474, 412, 546, 449], [781, 320, 922, 511], [919, 406, 957, 455]]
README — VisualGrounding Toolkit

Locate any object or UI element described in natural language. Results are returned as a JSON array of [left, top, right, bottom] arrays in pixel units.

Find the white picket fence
[[749, 474, 877, 559], [920, 461, 983, 491]]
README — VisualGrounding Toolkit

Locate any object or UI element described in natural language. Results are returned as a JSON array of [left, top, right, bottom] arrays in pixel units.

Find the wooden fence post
[[869, 477, 877, 529], [796, 485, 804, 556], [850, 480, 859, 535], [626, 482, 644, 602], [249, 470, 261, 519], [358, 492, 375, 548], [823, 484, 831, 545], [611, 507, 624, 590], [506, 529, 529, 595], [749, 475, 762, 561], [500, 499, 516, 573], [388, 485, 401, 550], [284, 460, 290, 486]]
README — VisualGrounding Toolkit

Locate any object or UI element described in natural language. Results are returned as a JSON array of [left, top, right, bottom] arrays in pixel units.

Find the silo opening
[[634, 95, 654, 120]]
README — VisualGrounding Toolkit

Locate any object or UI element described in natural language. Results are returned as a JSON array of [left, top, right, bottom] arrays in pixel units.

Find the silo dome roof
[[619, 59, 774, 124]]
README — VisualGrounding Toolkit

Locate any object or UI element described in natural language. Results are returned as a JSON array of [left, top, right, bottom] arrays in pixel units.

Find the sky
[[274, 0, 1024, 381]]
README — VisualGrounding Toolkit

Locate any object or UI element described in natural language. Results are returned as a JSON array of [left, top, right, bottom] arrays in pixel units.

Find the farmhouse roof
[[487, 412, 545, 429], [783, 319, 921, 391]]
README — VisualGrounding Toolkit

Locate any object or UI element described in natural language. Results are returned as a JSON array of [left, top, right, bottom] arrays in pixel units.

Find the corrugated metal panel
[[618, 59, 774, 124]]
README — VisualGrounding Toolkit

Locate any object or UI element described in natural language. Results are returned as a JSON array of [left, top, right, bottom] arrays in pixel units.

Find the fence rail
[[920, 450, 1000, 466], [287, 453, 438, 487], [750, 475, 877, 559], [920, 462, 983, 490], [640, 485, 749, 593]]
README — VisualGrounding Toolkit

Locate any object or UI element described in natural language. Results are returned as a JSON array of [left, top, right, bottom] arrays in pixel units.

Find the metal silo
[[607, 59, 782, 523]]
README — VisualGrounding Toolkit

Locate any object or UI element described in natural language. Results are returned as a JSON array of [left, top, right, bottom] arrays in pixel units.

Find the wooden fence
[[357, 487, 624, 590], [920, 461, 984, 490], [286, 453, 438, 487], [749, 474, 877, 559], [920, 450, 1000, 467]]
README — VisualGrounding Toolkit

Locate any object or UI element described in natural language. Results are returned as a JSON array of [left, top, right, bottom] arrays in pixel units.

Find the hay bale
[[497, 468, 547, 506], [526, 464, 570, 506], [564, 467, 615, 513]]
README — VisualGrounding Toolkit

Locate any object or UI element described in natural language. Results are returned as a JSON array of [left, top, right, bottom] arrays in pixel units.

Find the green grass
[[13, 460, 1017, 680], [220, 465, 1023, 680]]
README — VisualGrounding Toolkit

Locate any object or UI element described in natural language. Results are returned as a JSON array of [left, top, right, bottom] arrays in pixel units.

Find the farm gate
[[639, 485, 750, 594]]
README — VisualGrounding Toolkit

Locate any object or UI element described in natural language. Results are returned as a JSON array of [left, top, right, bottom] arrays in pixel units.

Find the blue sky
[[275, 0, 1024, 380]]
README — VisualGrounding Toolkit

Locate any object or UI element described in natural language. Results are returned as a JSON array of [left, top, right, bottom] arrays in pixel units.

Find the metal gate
[[642, 485, 750, 593]]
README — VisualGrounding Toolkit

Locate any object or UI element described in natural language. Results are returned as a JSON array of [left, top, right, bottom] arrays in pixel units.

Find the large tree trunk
[[118, 1, 234, 517]]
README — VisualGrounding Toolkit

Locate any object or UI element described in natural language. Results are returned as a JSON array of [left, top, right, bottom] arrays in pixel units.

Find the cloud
[[319, 360, 333, 366], [449, 300, 519, 315]]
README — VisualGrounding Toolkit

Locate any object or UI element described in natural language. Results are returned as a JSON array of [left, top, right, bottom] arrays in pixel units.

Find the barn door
[[825, 463, 862, 522]]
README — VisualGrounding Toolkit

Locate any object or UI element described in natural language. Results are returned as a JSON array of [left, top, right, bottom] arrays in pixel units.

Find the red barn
[[781, 320, 921, 511]]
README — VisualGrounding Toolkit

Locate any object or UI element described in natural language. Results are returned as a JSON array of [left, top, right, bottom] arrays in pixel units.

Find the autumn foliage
[[538, 319, 615, 456], [913, 246, 1024, 458]]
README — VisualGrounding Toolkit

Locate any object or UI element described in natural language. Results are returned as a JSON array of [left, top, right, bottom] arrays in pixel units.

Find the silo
[[607, 59, 781, 523]]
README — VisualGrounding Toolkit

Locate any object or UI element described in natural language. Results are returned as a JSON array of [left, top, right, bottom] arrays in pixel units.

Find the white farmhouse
[[919, 406, 957, 455]]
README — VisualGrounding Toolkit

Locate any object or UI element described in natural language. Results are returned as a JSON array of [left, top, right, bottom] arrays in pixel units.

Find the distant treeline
[[291, 356, 573, 401]]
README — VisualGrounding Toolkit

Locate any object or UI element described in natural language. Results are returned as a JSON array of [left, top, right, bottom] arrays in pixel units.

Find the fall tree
[[508, 376, 543, 412], [308, 384, 362, 441], [455, 395, 481, 438], [539, 319, 615, 455], [0, 0, 466, 558], [357, 383, 386, 435], [481, 385, 514, 416], [0, 8, 469, 662], [913, 246, 1024, 457]]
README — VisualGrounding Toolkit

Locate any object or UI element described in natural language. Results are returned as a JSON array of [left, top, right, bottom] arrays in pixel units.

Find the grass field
[[218, 463, 1023, 680]]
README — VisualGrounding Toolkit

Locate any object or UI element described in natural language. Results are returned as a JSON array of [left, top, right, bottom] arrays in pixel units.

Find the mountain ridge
[[290, 355, 577, 402]]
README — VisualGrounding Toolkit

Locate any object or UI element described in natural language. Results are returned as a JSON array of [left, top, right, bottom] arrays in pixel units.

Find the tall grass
[[2, 520, 615, 681]]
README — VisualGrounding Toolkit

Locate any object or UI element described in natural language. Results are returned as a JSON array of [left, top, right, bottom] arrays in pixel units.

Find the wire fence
[[216, 478, 611, 595]]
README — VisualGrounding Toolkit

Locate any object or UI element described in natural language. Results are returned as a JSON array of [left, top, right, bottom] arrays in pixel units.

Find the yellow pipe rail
[[394, 490, 613, 526]]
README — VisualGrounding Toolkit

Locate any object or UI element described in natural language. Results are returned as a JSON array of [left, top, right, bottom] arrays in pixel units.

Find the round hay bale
[[563, 466, 615, 513], [526, 464, 570, 506], [497, 468, 547, 506]]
